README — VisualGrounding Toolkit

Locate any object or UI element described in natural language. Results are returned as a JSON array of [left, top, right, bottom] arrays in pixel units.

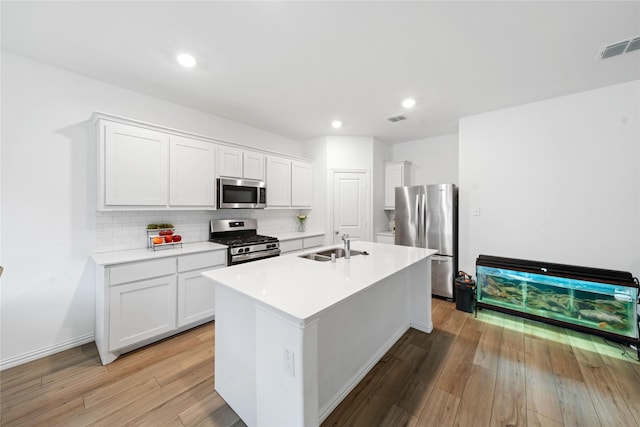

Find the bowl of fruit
[[147, 224, 182, 250]]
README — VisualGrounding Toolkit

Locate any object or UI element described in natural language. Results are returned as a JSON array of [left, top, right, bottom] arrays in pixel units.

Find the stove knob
[[238, 248, 245, 253]]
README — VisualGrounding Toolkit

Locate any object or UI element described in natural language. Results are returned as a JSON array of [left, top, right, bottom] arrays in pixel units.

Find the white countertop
[[270, 230, 324, 241], [202, 241, 436, 322], [92, 241, 227, 265], [376, 230, 395, 236]]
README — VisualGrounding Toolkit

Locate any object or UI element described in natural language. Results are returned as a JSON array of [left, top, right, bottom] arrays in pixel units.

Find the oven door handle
[[231, 248, 281, 263]]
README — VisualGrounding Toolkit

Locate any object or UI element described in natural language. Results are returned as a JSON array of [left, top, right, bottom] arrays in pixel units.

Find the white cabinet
[[109, 275, 177, 351], [218, 146, 265, 181], [177, 251, 226, 327], [170, 135, 216, 208], [95, 248, 226, 364], [100, 120, 170, 208], [266, 155, 291, 207], [291, 160, 313, 208], [97, 117, 216, 210], [280, 234, 325, 254], [375, 232, 395, 245], [266, 156, 313, 208], [243, 150, 265, 181], [384, 161, 411, 209]]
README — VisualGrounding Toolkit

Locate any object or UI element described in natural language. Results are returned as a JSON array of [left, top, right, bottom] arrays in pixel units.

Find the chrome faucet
[[341, 234, 356, 259]]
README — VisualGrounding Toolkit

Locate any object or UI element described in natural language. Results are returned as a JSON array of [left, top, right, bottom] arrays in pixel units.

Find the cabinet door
[[266, 156, 291, 207], [109, 276, 177, 351], [384, 162, 407, 209], [302, 235, 324, 249], [170, 136, 216, 207], [243, 151, 265, 181], [177, 268, 218, 327], [217, 146, 244, 178], [279, 238, 303, 253], [103, 121, 169, 206], [291, 160, 312, 208]]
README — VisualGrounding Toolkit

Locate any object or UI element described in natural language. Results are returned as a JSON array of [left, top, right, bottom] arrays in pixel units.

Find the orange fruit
[[153, 237, 163, 244]]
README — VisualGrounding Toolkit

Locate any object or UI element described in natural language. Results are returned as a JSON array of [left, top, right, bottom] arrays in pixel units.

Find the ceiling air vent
[[598, 35, 640, 60], [387, 113, 407, 123]]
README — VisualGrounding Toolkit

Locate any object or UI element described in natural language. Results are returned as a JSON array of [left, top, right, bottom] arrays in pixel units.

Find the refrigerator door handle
[[415, 194, 421, 247], [420, 193, 427, 248]]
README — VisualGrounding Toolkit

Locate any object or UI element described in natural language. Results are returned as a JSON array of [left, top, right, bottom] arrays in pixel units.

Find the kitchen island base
[[211, 251, 432, 426]]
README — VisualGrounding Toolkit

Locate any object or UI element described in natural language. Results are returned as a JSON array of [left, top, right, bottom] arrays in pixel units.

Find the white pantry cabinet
[[217, 146, 265, 181], [384, 161, 411, 209], [95, 248, 226, 365], [170, 135, 216, 207], [266, 156, 313, 208]]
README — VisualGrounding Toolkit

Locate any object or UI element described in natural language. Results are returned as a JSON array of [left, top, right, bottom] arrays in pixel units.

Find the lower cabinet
[[375, 232, 395, 245], [280, 234, 325, 254], [109, 276, 177, 351], [177, 268, 216, 327], [96, 249, 226, 365]]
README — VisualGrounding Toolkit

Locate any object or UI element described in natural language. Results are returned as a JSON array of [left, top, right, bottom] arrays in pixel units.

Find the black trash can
[[455, 274, 476, 313]]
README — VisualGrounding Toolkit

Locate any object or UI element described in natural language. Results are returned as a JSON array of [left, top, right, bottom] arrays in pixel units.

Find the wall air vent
[[598, 35, 640, 60], [387, 113, 407, 123]]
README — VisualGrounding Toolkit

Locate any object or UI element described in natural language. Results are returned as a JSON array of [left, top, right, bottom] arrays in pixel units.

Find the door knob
[[335, 230, 339, 234]]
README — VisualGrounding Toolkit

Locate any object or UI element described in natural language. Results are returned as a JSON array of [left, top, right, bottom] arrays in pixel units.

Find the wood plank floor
[[2, 298, 639, 426]]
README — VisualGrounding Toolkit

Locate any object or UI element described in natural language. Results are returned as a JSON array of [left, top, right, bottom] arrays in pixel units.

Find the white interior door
[[332, 171, 370, 244]]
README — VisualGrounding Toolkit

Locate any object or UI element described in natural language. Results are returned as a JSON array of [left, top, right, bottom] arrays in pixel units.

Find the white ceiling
[[2, 1, 639, 144]]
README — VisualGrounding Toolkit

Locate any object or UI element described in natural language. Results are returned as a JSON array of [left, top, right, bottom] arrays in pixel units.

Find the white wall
[[391, 133, 459, 186], [0, 52, 302, 368], [458, 80, 640, 277]]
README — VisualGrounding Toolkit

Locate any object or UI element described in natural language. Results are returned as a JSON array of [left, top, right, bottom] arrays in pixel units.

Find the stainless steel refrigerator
[[395, 184, 458, 299]]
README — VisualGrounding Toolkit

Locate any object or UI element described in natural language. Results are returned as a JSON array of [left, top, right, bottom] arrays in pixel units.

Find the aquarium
[[476, 255, 639, 345]]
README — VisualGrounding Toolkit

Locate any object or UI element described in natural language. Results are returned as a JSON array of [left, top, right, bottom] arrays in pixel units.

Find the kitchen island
[[202, 241, 436, 426]]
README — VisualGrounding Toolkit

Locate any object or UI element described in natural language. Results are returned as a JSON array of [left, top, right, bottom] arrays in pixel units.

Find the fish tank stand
[[475, 255, 639, 358]]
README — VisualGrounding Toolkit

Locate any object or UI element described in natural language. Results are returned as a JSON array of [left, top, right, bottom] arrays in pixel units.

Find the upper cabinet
[[265, 155, 291, 207], [100, 120, 170, 208], [384, 161, 411, 209], [97, 117, 216, 210], [266, 156, 313, 209], [291, 160, 312, 207], [169, 135, 216, 207], [94, 112, 311, 211], [217, 146, 265, 181]]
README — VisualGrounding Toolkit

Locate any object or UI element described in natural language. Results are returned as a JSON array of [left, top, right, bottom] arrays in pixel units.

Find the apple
[[164, 235, 173, 243], [159, 230, 167, 236], [172, 234, 182, 242], [165, 230, 173, 236]]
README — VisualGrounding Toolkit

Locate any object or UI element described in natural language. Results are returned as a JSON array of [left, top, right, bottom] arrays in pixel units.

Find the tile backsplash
[[95, 209, 307, 253]]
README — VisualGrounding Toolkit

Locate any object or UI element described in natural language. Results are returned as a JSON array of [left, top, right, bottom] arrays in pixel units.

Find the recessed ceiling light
[[177, 53, 196, 68], [331, 120, 342, 129], [402, 98, 416, 109]]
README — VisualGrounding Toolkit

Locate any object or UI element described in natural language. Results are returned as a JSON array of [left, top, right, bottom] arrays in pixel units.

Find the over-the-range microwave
[[217, 178, 267, 209]]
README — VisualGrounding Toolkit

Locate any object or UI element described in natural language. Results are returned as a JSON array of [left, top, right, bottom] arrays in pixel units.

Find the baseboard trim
[[0, 334, 95, 371]]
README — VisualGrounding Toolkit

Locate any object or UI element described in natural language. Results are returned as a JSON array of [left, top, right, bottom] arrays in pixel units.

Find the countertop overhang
[[202, 241, 436, 322]]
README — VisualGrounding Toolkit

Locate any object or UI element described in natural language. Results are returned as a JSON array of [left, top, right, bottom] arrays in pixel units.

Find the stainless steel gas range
[[208, 219, 280, 266]]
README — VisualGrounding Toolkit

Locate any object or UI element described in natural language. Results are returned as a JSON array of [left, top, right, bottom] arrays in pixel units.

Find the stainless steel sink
[[298, 248, 368, 262]]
